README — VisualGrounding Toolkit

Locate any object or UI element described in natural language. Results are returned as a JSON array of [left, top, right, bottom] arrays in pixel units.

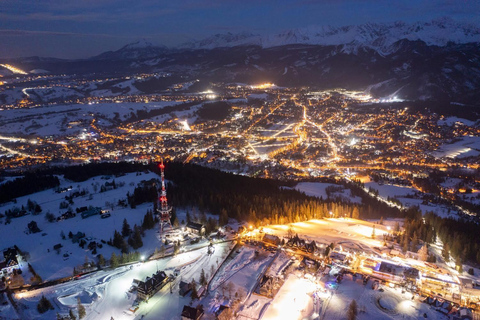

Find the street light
[[141, 255, 145, 262]]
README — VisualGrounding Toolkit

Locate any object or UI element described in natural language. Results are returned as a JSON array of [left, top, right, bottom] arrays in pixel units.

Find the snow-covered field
[[0, 101, 182, 136], [267, 219, 389, 254], [364, 182, 453, 218], [432, 135, 480, 159], [295, 182, 362, 203], [262, 274, 316, 320], [0, 171, 161, 280]]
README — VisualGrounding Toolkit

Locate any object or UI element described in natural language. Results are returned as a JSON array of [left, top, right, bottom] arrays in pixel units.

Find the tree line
[[0, 173, 59, 204]]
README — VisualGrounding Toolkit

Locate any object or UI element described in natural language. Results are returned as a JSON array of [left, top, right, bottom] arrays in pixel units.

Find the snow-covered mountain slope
[[91, 39, 169, 60], [180, 17, 480, 55]]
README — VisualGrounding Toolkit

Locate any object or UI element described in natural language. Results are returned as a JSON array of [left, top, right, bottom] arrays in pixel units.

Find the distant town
[[1, 66, 480, 320]]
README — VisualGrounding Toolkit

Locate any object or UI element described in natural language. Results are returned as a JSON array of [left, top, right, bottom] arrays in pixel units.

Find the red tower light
[[157, 158, 172, 233]]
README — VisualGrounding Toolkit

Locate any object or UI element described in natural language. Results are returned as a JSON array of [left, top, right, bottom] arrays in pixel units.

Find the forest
[[0, 172, 59, 204]]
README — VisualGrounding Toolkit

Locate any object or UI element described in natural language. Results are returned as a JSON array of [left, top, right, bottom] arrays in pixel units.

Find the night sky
[[0, 0, 479, 59]]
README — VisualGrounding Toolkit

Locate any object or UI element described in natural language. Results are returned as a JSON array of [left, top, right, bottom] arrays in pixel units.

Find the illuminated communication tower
[[158, 159, 172, 232]]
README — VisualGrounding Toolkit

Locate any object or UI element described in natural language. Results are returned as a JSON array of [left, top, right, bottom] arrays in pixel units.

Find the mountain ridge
[[178, 17, 480, 53]]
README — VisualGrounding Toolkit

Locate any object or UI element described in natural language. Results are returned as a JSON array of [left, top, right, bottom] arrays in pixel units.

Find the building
[[262, 234, 280, 246], [137, 270, 169, 300], [186, 222, 205, 235], [287, 235, 317, 253], [179, 280, 192, 296], [0, 248, 19, 275], [372, 261, 405, 284], [181, 305, 204, 320], [81, 207, 101, 219]]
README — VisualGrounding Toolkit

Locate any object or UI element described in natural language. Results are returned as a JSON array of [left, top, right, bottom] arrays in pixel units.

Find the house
[[186, 222, 205, 235], [329, 251, 347, 264], [137, 270, 169, 300], [215, 305, 230, 318], [301, 257, 320, 272], [372, 261, 405, 284], [81, 207, 101, 219], [263, 234, 280, 246], [179, 280, 192, 296], [286, 235, 317, 253], [0, 248, 19, 274], [57, 211, 76, 221], [181, 304, 204, 320]]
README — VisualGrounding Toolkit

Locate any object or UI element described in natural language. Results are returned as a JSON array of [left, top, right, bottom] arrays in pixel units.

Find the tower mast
[[158, 158, 172, 233]]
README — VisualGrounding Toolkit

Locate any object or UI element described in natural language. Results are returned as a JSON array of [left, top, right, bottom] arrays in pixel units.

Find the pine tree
[[347, 299, 358, 320], [122, 219, 131, 237], [190, 279, 198, 300], [352, 207, 359, 219], [77, 297, 86, 319], [411, 232, 418, 252], [98, 254, 106, 267], [219, 208, 229, 226], [402, 233, 409, 253], [200, 268, 207, 286], [394, 221, 400, 234], [69, 309, 76, 320], [418, 245, 428, 261], [37, 295, 53, 314], [132, 226, 143, 249], [110, 252, 118, 268], [457, 258, 463, 273], [442, 242, 450, 262], [112, 230, 123, 248]]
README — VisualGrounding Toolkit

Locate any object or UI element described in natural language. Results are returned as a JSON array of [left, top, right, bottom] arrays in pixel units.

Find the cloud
[[0, 29, 127, 38]]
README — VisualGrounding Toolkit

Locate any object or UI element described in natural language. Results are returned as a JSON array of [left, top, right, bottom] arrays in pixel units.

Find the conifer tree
[[190, 279, 198, 300], [200, 268, 207, 286], [122, 219, 131, 237], [77, 298, 86, 319], [110, 252, 118, 268], [347, 299, 358, 320]]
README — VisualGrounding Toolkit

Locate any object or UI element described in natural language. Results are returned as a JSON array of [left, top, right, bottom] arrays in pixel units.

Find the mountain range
[[1, 18, 479, 105]]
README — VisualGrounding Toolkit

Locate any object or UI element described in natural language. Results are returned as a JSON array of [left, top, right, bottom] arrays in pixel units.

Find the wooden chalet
[[0, 248, 19, 274], [287, 235, 317, 253], [186, 222, 205, 235], [181, 304, 204, 320], [137, 270, 169, 300]]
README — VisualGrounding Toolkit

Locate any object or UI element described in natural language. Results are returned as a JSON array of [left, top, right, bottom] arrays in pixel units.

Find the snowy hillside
[[0, 101, 182, 136], [0, 171, 161, 280]]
